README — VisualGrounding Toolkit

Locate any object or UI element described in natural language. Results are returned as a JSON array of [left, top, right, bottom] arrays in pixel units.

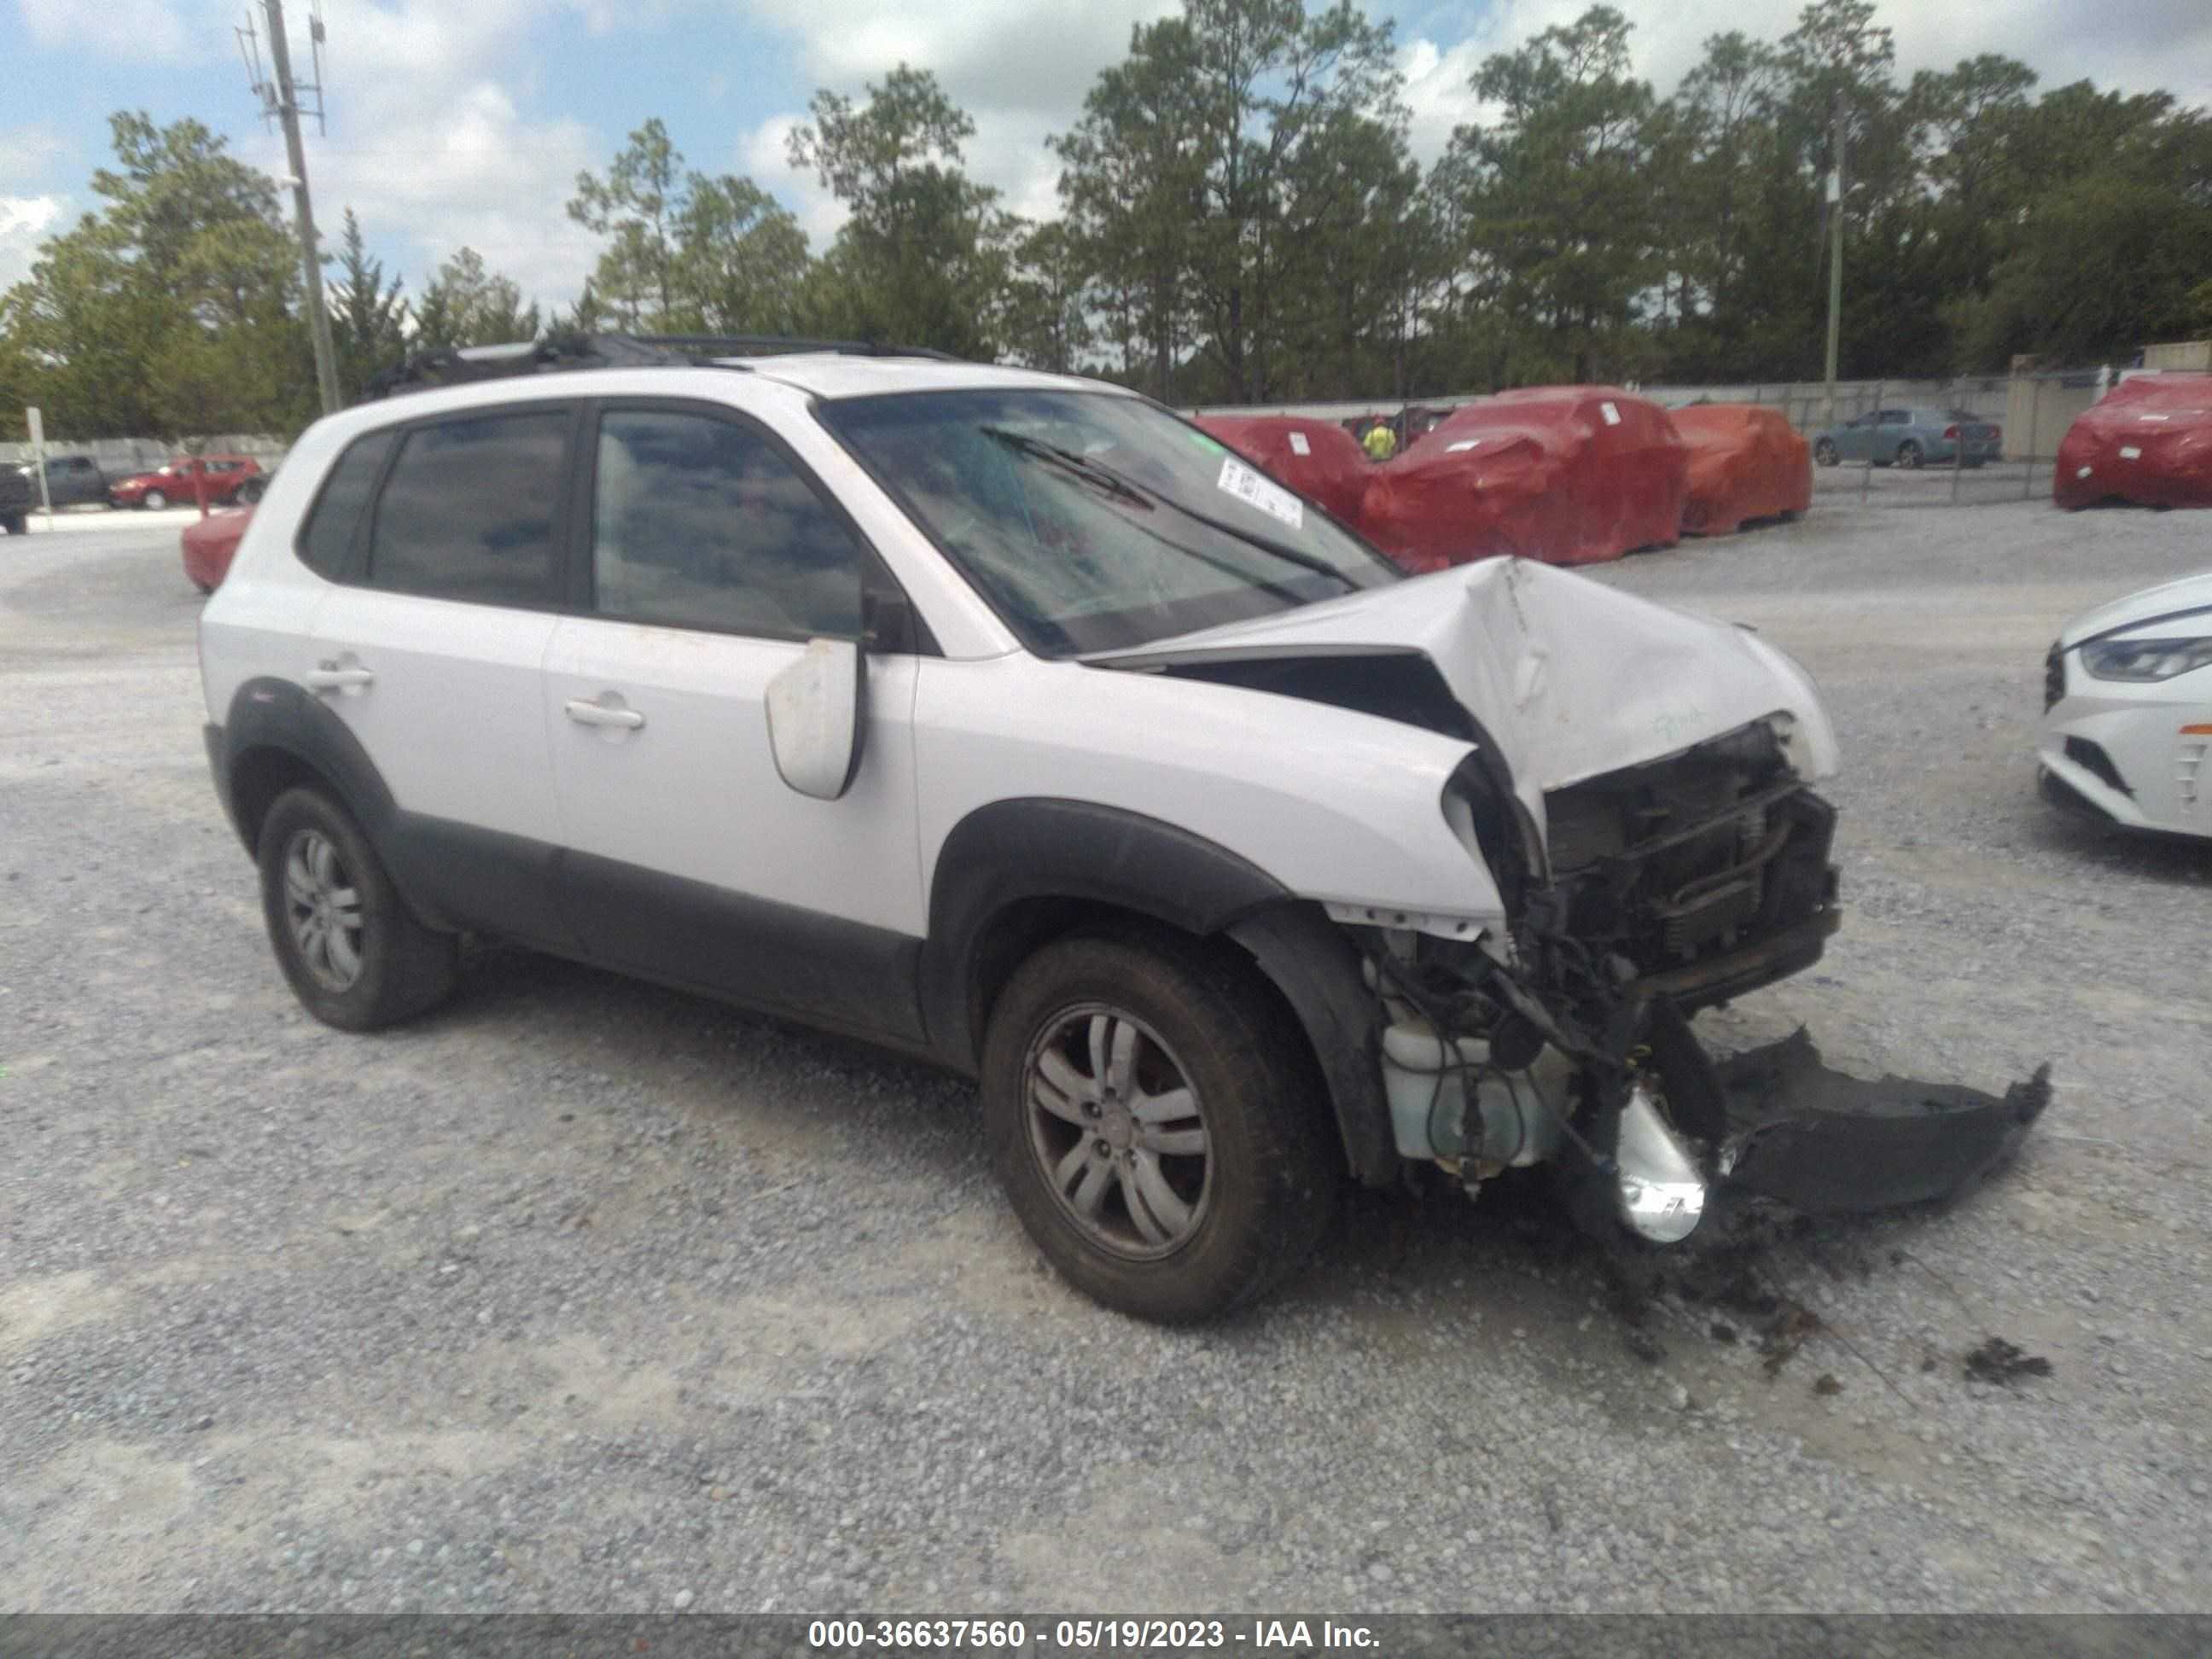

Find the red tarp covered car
[[1359, 387, 1688, 572], [2054, 375, 2212, 510], [1195, 415, 1373, 528], [183, 505, 253, 594], [1673, 405, 1813, 534]]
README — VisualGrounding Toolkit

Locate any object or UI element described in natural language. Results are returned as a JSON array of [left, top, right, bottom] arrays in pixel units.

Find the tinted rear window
[[366, 411, 568, 606], [296, 431, 398, 579]]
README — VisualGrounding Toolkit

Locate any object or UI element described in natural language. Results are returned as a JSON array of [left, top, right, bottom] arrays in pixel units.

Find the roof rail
[[634, 334, 965, 363], [355, 331, 965, 403]]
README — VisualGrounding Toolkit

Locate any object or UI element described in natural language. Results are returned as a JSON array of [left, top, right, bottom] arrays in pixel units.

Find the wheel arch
[[216, 678, 399, 856], [926, 799, 1398, 1186]]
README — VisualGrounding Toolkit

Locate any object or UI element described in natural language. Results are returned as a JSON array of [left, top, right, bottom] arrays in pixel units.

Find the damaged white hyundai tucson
[[197, 338, 2042, 1323]]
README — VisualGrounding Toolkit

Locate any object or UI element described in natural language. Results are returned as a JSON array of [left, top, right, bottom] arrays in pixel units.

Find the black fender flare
[[923, 798, 1396, 1186], [208, 677, 473, 931], [213, 677, 400, 853]]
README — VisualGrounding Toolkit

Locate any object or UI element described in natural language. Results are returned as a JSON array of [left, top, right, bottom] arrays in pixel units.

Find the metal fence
[[1786, 370, 2121, 510]]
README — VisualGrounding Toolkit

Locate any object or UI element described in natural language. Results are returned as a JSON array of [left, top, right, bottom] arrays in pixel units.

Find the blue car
[[1812, 407, 2003, 469]]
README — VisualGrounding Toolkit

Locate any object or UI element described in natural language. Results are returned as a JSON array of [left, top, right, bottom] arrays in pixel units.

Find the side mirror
[[765, 637, 865, 801]]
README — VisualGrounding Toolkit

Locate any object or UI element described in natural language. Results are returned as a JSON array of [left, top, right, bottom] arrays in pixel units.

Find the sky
[[3, 0, 2210, 313]]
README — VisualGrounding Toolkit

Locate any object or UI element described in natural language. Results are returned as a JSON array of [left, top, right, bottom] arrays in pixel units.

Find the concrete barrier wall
[[1, 435, 288, 472], [1188, 375, 2098, 460]]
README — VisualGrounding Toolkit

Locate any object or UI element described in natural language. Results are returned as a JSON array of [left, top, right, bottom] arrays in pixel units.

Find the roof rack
[[356, 331, 965, 403], [633, 334, 965, 364]]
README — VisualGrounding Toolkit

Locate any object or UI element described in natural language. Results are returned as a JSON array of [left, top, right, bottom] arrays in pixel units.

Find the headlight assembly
[[2078, 637, 2212, 683]]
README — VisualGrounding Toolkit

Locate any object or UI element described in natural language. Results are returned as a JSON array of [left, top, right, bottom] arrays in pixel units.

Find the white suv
[[199, 340, 1847, 1322]]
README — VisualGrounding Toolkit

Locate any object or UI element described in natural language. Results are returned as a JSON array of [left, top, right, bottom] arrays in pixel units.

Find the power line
[[239, 0, 340, 416]]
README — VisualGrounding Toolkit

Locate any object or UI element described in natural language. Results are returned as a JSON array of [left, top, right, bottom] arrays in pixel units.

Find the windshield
[[818, 388, 1400, 655]]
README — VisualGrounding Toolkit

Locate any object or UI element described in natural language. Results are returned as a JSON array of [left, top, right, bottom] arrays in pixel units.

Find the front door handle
[[564, 696, 646, 731], [305, 661, 374, 693]]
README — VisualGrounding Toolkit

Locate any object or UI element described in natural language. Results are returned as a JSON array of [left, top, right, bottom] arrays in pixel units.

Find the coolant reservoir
[[1380, 1025, 1570, 1167]]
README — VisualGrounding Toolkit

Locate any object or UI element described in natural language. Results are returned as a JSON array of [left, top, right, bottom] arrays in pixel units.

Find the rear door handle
[[305, 663, 374, 692], [564, 696, 645, 731]]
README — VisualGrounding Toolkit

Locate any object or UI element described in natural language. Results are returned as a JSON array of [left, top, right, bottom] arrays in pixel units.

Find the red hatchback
[[111, 454, 264, 510]]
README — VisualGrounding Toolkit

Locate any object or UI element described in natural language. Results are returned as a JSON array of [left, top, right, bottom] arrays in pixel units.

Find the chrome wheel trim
[[282, 828, 364, 992], [1023, 1003, 1213, 1260]]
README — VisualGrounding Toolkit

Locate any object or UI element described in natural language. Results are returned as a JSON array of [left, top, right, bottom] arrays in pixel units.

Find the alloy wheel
[[1024, 1004, 1213, 1259], [282, 828, 364, 992]]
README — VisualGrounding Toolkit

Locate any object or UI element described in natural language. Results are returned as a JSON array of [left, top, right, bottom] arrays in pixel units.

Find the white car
[[199, 338, 1852, 1322], [2040, 568, 2212, 839]]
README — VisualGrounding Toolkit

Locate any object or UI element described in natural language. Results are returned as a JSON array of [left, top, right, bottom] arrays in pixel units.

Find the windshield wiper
[[979, 426, 1360, 592]]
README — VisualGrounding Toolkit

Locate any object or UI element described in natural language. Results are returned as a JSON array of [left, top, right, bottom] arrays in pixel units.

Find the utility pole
[[248, 0, 340, 416], [1821, 92, 1845, 431]]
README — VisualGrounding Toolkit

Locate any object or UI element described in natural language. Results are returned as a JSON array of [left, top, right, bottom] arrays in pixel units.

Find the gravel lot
[[3, 497, 2208, 1617]]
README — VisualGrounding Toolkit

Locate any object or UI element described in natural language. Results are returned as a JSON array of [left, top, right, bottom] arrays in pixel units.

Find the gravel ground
[[2, 498, 2208, 1617]]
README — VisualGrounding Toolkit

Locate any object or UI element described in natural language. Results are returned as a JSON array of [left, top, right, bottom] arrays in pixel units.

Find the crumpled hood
[[2058, 568, 2212, 648], [1092, 558, 1839, 833]]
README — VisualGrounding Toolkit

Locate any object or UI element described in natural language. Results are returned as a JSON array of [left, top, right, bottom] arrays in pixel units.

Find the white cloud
[[19, 0, 189, 61], [733, 0, 1178, 253], [739, 112, 845, 247], [1399, 0, 2212, 117], [1400, 37, 1493, 165], [241, 0, 609, 309], [740, 0, 1179, 117], [0, 195, 68, 293], [740, 100, 1062, 257]]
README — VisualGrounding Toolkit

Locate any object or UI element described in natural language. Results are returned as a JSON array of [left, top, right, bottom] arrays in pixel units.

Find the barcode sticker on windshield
[[1599, 401, 1622, 426], [2119, 445, 2143, 459], [2139, 413, 2171, 422], [1217, 457, 1305, 530], [1447, 439, 1484, 452], [1288, 432, 1311, 456]]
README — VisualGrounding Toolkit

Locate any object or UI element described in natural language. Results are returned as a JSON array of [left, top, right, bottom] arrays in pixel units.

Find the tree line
[[5, 0, 2209, 443]]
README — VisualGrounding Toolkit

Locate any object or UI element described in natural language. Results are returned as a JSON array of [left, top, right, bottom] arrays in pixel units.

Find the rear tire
[[258, 786, 457, 1032], [1, 513, 25, 537], [1894, 440, 1922, 470], [1813, 439, 1837, 467], [981, 933, 1342, 1323]]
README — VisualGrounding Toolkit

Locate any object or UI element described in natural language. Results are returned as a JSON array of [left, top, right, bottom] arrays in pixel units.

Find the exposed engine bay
[[1353, 721, 2040, 1246]]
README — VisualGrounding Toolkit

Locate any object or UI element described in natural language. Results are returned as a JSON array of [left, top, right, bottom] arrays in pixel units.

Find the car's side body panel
[[911, 653, 1499, 934]]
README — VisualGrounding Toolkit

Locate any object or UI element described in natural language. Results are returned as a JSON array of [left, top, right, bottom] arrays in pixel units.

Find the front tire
[[258, 787, 457, 1031], [1813, 439, 1838, 467], [1, 513, 25, 537], [981, 934, 1342, 1324], [143, 488, 168, 510]]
